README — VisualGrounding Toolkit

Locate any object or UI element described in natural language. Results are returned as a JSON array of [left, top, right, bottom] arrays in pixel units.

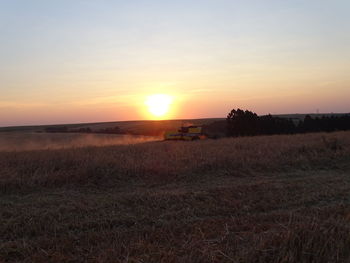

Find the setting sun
[[145, 94, 173, 118]]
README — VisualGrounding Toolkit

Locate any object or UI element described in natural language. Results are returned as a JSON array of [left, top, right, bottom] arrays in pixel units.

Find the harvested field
[[1, 131, 350, 262]]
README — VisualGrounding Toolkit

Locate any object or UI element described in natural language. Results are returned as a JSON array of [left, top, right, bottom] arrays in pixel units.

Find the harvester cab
[[164, 125, 203, 141]]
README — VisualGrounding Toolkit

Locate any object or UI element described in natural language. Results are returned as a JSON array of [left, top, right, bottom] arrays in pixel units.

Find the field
[[0, 118, 224, 136], [1, 131, 350, 262]]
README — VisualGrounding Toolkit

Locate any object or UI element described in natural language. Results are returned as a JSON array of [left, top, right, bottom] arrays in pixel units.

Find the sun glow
[[145, 94, 173, 118]]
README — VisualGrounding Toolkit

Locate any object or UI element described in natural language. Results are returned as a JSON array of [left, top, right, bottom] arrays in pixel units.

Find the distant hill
[[0, 118, 224, 136], [1, 113, 348, 136]]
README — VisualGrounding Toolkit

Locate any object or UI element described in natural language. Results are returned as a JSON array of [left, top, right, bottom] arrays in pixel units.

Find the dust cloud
[[0, 132, 162, 152]]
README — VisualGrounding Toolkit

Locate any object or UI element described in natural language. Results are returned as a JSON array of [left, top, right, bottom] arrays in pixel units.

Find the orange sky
[[1, 1, 350, 126]]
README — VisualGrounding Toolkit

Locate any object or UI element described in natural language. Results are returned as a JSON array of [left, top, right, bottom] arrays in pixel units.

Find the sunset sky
[[1, 0, 350, 126]]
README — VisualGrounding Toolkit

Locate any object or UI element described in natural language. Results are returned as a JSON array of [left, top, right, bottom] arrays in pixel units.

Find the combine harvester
[[164, 126, 204, 141]]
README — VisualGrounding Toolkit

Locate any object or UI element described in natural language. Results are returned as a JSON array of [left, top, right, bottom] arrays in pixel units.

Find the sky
[[1, 0, 350, 126]]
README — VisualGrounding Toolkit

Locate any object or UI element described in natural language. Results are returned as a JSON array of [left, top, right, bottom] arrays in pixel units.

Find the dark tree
[[298, 114, 350, 133], [227, 109, 296, 137], [227, 108, 350, 137], [226, 109, 259, 136]]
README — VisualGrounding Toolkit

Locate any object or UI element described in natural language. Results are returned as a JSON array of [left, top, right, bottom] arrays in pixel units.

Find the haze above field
[[1, 0, 350, 126]]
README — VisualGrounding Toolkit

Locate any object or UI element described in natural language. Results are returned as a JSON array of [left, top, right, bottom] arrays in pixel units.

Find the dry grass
[[1, 131, 350, 262]]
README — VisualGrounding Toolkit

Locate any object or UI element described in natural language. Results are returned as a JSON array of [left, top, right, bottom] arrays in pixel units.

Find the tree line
[[226, 108, 350, 137]]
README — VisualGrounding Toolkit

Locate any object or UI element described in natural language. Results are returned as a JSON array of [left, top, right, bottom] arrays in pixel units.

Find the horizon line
[[1, 112, 350, 129]]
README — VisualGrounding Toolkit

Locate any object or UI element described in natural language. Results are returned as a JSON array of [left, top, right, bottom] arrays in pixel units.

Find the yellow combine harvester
[[164, 126, 204, 141]]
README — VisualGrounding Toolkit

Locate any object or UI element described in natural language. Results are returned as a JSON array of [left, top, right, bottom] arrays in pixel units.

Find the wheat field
[[1, 131, 350, 262]]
